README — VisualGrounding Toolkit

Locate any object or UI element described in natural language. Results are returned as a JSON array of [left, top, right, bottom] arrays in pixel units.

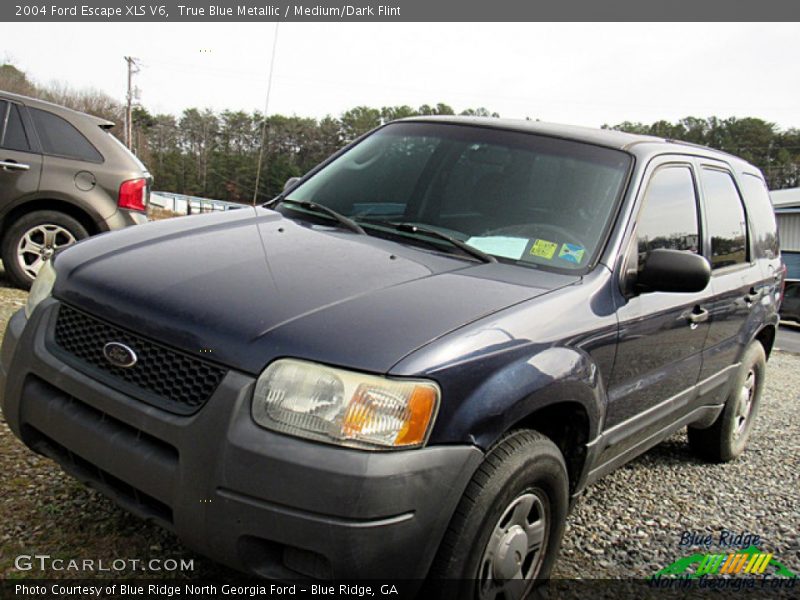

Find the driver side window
[[633, 165, 701, 274]]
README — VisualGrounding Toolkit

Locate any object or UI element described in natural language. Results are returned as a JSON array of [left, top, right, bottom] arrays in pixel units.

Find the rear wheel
[[2, 210, 88, 289], [429, 430, 568, 599], [688, 341, 766, 462]]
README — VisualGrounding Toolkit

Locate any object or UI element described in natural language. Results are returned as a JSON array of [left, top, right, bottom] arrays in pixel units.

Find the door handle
[[0, 160, 30, 171], [684, 306, 709, 327], [744, 288, 760, 305]]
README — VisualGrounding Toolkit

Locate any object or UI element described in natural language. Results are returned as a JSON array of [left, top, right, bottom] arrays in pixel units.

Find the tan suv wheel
[[2, 210, 88, 289]]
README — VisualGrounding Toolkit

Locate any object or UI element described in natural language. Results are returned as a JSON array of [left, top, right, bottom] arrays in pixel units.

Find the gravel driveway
[[553, 350, 800, 579], [0, 270, 798, 581]]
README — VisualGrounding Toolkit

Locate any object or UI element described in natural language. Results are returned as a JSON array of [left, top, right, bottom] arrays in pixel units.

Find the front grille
[[53, 304, 226, 414]]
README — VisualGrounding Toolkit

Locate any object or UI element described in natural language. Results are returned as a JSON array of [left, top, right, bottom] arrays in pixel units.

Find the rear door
[[696, 163, 762, 399], [26, 106, 105, 204], [738, 172, 783, 319], [0, 99, 43, 209]]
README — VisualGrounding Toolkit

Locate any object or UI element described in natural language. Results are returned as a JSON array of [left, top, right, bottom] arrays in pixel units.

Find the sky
[[2, 22, 799, 129]]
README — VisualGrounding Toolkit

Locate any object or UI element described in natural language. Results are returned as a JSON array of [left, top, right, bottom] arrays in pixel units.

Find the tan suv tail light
[[118, 178, 147, 212]]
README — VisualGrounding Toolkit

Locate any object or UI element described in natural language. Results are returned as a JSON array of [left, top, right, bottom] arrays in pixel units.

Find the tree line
[[2, 62, 799, 202], [132, 103, 500, 203]]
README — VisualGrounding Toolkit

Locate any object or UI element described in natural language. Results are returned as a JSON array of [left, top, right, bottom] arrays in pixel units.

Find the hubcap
[[16, 224, 76, 280], [478, 491, 548, 600], [734, 369, 756, 437]]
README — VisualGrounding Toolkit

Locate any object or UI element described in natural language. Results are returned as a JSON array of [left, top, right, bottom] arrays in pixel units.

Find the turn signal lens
[[394, 386, 438, 446]]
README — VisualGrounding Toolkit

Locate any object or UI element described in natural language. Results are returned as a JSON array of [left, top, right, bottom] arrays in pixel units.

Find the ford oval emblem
[[103, 342, 138, 368]]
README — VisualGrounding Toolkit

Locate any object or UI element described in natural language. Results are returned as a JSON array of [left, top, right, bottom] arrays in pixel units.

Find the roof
[[771, 187, 800, 210], [0, 89, 115, 129], [400, 115, 663, 150], [397, 116, 755, 170]]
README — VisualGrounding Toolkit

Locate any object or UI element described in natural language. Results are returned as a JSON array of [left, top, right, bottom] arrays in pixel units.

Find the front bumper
[[0, 301, 482, 579]]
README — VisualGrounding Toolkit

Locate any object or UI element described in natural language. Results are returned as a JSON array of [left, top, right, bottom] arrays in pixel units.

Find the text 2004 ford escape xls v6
[[0, 119, 783, 597]]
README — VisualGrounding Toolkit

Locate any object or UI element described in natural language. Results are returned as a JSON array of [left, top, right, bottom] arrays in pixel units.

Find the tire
[[1, 210, 88, 290], [688, 341, 767, 462], [428, 430, 569, 600]]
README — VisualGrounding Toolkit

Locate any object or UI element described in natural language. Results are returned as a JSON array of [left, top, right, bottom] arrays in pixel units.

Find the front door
[[602, 160, 712, 462]]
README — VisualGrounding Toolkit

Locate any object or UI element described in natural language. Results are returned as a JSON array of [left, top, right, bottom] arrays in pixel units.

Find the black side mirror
[[637, 248, 711, 294], [283, 177, 301, 192]]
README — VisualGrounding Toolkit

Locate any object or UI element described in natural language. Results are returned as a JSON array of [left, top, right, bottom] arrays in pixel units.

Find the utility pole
[[124, 56, 140, 149]]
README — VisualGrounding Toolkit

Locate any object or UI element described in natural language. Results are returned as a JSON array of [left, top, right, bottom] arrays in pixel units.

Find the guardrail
[[150, 191, 246, 215]]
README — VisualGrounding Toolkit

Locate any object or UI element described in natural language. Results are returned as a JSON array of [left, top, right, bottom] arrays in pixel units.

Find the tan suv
[[0, 90, 150, 288]]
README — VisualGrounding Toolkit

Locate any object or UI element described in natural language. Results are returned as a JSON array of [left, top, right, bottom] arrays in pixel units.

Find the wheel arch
[[453, 346, 605, 496], [505, 401, 593, 496], [754, 324, 776, 359], [0, 198, 103, 243]]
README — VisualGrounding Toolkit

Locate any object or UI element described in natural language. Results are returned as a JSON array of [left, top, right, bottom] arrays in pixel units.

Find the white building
[[771, 187, 800, 279]]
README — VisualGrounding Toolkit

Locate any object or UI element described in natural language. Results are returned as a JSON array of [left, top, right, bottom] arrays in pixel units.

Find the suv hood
[[52, 208, 578, 375]]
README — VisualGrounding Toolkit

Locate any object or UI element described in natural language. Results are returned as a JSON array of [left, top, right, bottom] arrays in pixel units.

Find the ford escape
[[0, 118, 784, 598]]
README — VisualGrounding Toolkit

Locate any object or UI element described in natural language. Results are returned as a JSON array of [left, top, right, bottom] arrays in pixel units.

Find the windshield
[[283, 122, 631, 271]]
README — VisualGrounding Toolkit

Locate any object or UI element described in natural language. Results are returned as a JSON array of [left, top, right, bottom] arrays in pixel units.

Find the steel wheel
[[734, 369, 756, 437], [687, 342, 766, 462], [478, 490, 548, 600], [16, 224, 76, 279], [426, 431, 567, 598]]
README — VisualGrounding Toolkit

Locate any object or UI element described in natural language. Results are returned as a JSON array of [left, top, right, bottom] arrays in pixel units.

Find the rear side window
[[635, 166, 700, 272], [739, 173, 779, 260], [700, 168, 748, 269], [0, 101, 30, 152], [29, 107, 103, 162]]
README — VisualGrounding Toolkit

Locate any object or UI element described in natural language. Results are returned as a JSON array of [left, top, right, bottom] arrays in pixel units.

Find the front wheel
[[1, 210, 88, 289], [688, 341, 767, 462], [429, 430, 569, 599]]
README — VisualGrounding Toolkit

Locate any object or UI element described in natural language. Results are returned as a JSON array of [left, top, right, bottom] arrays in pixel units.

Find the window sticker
[[465, 236, 529, 260], [529, 239, 558, 260], [558, 243, 586, 264]]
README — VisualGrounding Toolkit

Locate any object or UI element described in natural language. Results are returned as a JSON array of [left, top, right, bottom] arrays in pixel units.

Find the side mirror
[[283, 177, 301, 192], [637, 248, 711, 294]]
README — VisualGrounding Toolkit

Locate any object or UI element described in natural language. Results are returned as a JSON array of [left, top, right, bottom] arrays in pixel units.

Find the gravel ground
[[553, 350, 800, 579], [0, 268, 798, 582]]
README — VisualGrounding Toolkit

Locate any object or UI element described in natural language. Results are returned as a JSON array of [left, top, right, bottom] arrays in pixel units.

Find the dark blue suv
[[0, 118, 784, 596]]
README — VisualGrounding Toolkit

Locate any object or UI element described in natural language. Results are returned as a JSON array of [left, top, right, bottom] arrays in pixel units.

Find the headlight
[[25, 259, 57, 318], [252, 359, 440, 450]]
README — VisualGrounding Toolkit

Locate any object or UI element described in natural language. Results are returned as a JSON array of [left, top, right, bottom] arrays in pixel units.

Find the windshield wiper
[[360, 220, 496, 264], [277, 199, 366, 235]]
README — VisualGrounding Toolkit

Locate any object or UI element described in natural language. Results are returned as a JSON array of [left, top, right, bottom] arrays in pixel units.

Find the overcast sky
[[2, 22, 799, 129]]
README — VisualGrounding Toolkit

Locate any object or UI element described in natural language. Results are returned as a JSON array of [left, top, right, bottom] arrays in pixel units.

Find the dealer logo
[[653, 545, 796, 578], [651, 530, 798, 582]]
